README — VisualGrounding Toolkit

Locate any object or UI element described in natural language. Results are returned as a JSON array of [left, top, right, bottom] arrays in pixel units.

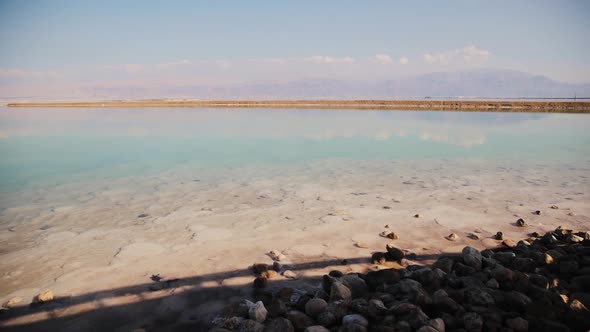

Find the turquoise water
[[0, 107, 589, 192]]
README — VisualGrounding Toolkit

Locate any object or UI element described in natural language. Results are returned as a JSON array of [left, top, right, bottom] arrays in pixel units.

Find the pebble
[[446, 233, 458, 241], [305, 298, 328, 317], [354, 242, 369, 249], [385, 244, 405, 261], [467, 233, 480, 240], [533, 210, 541, 215], [5, 297, 22, 308], [495, 231, 504, 240], [380, 231, 398, 240], [268, 250, 286, 262], [34, 289, 54, 303], [550, 205, 559, 209], [282, 270, 297, 279], [516, 218, 528, 227], [246, 300, 267, 323], [414, 214, 420, 218], [261, 270, 278, 279]]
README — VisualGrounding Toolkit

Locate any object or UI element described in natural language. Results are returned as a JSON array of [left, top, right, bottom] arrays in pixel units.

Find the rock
[[272, 261, 283, 272], [462, 312, 483, 332], [491, 266, 513, 282], [385, 244, 405, 261], [354, 242, 369, 248], [446, 233, 459, 241], [286, 310, 314, 330], [433, 257, 454, 273], [34, 289, 54, 303], [426, 318, 445, 332], [261, 270, 278, 279], [529, 319, 570, 332], [304, 326, 330, 332], [502, 239, 516, 248], [550, 205, 559, 209], [567, 234, 584, 243], [467, 233, 480, 240], [282, 270, 297, 279], [239, 319, 265, 332], [493, 251, 516, 265], [380, 231, 399, 240], [504, 291, 532, 311], [267, 298, 287, 317], [364, 268, 401, 288], [462, 246, 483, 270], [495, 231, 504, 240], [534, 210, 541, 215], [505, 317, 528, 332], [367, 299, 387, 317], [395, 321, 412, 332], [340, 274, 369, 298], [465, 287, 495, 306], [253, 277, 268, 288], [416, 326, 438, 332], [371, 252, 387, 265], [253, 263, 269, 274], [414, 214, 420, 218], [5, 297, 22, 308], [304, 298, 327, 317], [268, 250, 287, 262], [486, 278, 499, 289], [516, 218, 528, 227], [246, 300, 268, 323], [265, 318, 294, 332], [329, 281, 352, 302], [342, 314, 369, 331], [316, 300, 348, 326], [329, 270, 344, 278]]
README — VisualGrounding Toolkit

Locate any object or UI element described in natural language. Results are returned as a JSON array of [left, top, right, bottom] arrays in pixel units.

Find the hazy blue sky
[[1, 0, 589, 98]]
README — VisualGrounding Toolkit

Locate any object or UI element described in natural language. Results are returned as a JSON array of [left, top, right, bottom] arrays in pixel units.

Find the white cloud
[[423, 45, 491, 65], [303, 56, 355, 64], [155, 59, 191, 69], [368, 54, 394, 65], [399, 57, 409, 65]]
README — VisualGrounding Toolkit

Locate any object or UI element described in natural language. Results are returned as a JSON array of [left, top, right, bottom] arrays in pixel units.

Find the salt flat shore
[[0, 159, 588, 330], [6, 99, 590, 112]]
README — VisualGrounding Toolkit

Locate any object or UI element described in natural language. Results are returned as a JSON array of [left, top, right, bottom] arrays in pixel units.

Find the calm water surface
[[0, 107, 589, 194]]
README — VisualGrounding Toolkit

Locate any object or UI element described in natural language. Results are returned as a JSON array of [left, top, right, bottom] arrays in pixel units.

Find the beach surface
[[0, 159, 588, 330]]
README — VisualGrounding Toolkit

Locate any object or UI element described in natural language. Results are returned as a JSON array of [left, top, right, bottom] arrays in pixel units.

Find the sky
[[0, 0, 589, 99]]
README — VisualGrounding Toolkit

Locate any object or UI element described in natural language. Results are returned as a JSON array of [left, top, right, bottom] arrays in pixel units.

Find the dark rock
[[267, 298, 288, 317], [367, 299, 387, 317], [528, 319, 570, 332], [253, 277, 268, 289], [528, 274, 548, 289], [286, 310, 314, 331], [341, 274, 369, 299], [304, 298, 327, 318], [462, 312, 483, 332], [454, 262, 477, 277], [559, 261, 579, 275], [493, 252, 516, 265], [516, 218, 528, 227], [364, 269, 401, 289], [513, 257, 536, 272], [264, 318, 295, 332], [239, 319, 265, 332], [329, 270, 344, 278], [330, 281, 352, 303], [395, 321, 412, 332], [425, 318, 445, 332], [342, 314, 369, 332], [505, 317, 528, 332], [303, 326, 330, 332], [371, 252, 387, 265], [385, 244, 405, 261], [316, 300, 348, 327], [495, 231, 504, 240], [464, 287, 495, 306], [433, 257, 455, 274], [491, 266, 513, 282], [503, 291, 532, 312], [462, 246, 483, 270], [253, 263, 270, 274]]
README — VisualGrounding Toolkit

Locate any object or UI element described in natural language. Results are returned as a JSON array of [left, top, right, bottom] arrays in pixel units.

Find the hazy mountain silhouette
[[89, 69, 590, 100]]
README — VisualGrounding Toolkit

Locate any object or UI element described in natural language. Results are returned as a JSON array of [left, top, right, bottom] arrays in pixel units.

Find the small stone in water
[[380, 231, 398, 240], [34, 289, 53, 303], [446, 233, 459, 241], [467, 233, 480, 240], [516, 218, 528, 227]]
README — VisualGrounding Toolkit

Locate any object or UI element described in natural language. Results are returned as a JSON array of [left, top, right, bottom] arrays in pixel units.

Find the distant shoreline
[[6, 99, 590, 112]]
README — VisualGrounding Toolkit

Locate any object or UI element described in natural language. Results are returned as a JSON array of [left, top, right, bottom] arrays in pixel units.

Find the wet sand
[[0, 159, 588, 330]]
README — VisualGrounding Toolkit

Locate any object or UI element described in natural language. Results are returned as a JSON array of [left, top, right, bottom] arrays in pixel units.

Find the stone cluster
[[212, 227, 590, 332]]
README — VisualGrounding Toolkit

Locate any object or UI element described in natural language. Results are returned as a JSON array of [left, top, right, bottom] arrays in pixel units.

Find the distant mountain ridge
[[89, 69, 590, 100]]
